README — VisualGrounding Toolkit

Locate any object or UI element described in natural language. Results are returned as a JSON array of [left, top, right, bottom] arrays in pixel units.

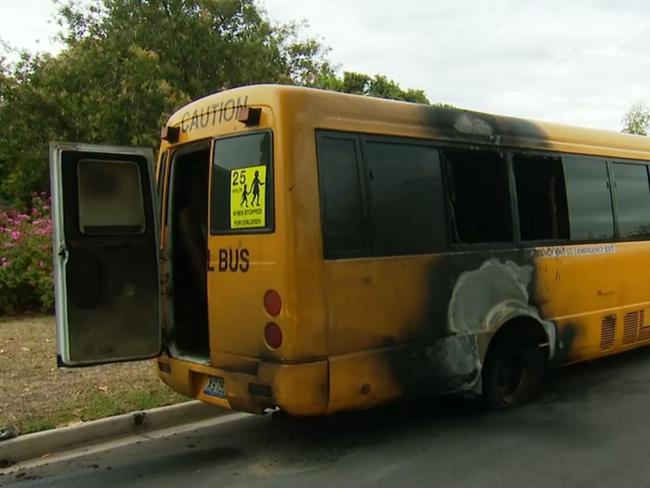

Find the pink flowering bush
[[0, 194, 54, 314]]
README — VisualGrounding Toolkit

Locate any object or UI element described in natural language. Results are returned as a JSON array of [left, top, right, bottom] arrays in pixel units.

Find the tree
[[0, 0, 333, 205], [0, 0, 432, 206], [622, 101, 650, 136], [313, 70, 430, 104], [0, 52, 63, 206]]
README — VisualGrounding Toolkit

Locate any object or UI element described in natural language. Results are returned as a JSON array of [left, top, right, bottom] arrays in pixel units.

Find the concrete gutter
[[0, 400, 231, 467]]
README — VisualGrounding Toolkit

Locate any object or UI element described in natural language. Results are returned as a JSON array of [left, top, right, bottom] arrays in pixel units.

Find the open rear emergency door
[[50, 142, 161, 366]]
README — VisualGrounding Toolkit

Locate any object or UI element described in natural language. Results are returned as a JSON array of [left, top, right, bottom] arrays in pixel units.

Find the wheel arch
[[482, 313, 557, 366]]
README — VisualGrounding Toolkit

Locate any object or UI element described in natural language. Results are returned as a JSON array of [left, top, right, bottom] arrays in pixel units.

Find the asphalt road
[[5, 348, 650, 488]]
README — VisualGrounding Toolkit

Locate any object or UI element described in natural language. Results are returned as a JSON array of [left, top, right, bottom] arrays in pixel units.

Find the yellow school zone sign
[[230, 165, 266, 229]]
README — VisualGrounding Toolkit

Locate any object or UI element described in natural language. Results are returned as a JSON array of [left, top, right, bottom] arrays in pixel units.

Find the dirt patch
[[0, 315, 187, 434]]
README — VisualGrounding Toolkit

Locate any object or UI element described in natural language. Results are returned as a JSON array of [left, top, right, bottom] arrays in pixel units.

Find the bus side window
[[316, 133, 367, 258], [364, 140, 446, 255], [513, 154, 569, 241], [563, 156, 614, 241], [611, 162, 650, 239], [442, 149, 513, 244]]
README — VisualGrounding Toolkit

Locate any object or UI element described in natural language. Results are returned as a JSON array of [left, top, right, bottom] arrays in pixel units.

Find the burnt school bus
[[50, 84, 650, 415]]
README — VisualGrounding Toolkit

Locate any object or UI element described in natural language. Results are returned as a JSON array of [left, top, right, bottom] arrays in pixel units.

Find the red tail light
[[264, 323, 283, 349], [264, 290, 282, 317]]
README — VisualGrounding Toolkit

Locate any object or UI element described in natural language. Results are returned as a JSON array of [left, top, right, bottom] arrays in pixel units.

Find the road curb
[[0, 400, 230, 466]]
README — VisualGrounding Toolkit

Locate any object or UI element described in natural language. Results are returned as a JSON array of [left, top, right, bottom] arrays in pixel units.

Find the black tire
[[271, 409, 291, 421], [482, 333, 546, 410]]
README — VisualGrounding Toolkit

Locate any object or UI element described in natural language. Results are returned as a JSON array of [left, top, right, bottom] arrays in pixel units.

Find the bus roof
[[167, 84, 650, 160]]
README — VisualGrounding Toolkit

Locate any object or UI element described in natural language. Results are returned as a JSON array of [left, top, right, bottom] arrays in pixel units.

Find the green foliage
[[0, 1, 435, 312], [0, 194, 54, 314], [622, 101, 650, 136], [0, 0, 433, 208], [313, 70, 430, 104], [0, 0, 333, 206]]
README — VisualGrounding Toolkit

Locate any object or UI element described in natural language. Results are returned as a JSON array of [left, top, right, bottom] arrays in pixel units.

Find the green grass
[[78, 387, 187, 422], [20, 416, 69, 434], [0, 315, 191, 434]]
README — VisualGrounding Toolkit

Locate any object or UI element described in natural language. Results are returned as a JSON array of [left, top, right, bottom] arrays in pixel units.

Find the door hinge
[[58, 246, 68, 259]]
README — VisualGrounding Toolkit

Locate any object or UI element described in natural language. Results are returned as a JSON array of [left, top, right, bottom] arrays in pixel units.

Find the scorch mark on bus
[[425, 259, 556, 394], [453, 113, 494, 138]]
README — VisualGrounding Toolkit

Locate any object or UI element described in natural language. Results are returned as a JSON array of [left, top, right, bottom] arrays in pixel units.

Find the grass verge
[[0, 315, 187, 434]]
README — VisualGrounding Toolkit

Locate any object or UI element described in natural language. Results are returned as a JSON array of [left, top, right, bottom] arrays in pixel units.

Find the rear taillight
[[264, 323, 283, 349], [264, 290, 282, 317]]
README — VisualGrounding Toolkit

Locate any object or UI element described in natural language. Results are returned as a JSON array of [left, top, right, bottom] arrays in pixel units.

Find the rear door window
[[77, 159, 146, 235], [210, 132, 273, 234]]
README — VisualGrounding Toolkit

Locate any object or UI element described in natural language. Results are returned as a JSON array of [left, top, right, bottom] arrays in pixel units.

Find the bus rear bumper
[[156, 354, 329, 416]]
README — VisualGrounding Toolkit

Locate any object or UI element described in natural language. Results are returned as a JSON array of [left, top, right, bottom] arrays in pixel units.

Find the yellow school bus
[[50, 84, 650, 415]]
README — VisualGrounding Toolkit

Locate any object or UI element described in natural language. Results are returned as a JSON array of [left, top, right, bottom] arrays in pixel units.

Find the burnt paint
[[551, 322, 580, 368], [375, 106, 569, 397], [384, 248, 575, 398], [421, 104, 558, 150]]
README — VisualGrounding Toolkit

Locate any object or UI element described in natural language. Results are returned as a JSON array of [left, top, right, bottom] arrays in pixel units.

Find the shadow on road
[[247, 344, 650, 459]]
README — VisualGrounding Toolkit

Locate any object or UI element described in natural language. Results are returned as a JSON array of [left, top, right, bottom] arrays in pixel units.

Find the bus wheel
[[482, 333, 545, 409], [271, 409, 291, 421]]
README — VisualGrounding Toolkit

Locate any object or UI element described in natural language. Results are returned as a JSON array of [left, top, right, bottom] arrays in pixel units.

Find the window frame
[[156, 150, 168, 239], [209, 130, 275, 236], [164, 139, 212, 229], [315, 130, 370, 259], [439, 146, 516, 250], [360, 134, 448, 256], [156, 151, 168, 196], [609, 159, 650, 242], [316, 130, 457, 259], [509, 150, 569, 246], [561, 154, 616, 243], [76, 158, 147, 236], [508, 152, 650, 246], [508, 149, 618, 248], [315, 128, 650, 259]]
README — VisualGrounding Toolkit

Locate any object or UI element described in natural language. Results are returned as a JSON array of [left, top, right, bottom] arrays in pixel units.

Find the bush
[[0, 194, 53, 314]]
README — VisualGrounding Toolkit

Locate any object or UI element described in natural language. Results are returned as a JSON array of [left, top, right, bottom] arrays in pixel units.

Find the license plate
[[203, 376, 226, 398]]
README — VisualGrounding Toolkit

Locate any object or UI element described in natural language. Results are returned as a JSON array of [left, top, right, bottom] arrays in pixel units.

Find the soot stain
[[386, 248, 560, 397]]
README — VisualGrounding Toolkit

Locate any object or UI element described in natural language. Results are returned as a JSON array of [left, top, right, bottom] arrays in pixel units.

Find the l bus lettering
[[218, 248, 250, 272]]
